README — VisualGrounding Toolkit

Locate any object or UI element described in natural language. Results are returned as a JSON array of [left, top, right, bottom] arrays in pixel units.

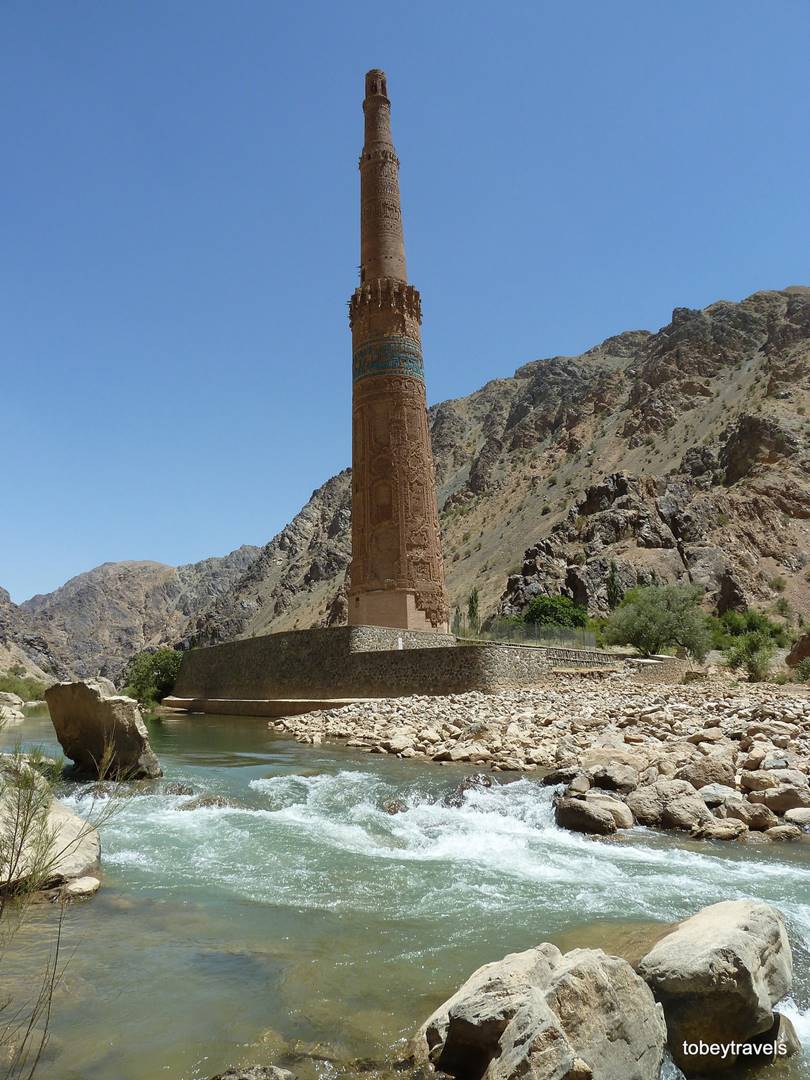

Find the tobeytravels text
[[682, 1040, 788, 1060]]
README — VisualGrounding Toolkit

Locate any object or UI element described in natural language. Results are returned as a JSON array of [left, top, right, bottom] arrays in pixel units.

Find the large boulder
[[0, 761, 100, 888], [45, 680, 162, 780], [413, 944, 666, 1080], [626, 779, 697, 827], [675, 753, 735, 791], [786, 632, 810, 669], [554, 796, 617, 835], [638, 900, 793, 1074], [748, 783, 810, 815]]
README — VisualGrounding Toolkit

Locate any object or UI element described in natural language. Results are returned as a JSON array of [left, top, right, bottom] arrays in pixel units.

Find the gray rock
[[554, 796, 617, 835], [676, 754, 735, 791], [748, 783, 810, 814], [720, 798, 779, 831], [0, 765, 99, 889], [584, 791, 634, 829], [590, 762, 638, 793], [697, 783, 738, 808], [413, 943, 666, 1080], [45, 680, 162, 780], [638, 900, 793, 1074]]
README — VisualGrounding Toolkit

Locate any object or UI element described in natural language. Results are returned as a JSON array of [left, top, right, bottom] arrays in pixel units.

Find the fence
[[454, 616, 597, 650]]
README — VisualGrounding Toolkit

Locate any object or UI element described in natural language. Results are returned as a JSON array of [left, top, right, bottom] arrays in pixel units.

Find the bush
[[603, 584, 712, 659], [122, 648, 183, 705], [710, 609, 792, 650], [0, 673, 47, 702], [794, 657, 810, 683], [726, 631, 776, 682], [523, 595, 588, 629]]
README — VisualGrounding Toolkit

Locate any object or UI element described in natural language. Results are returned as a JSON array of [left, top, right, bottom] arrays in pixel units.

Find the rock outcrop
[[0, 760, 100, 889], [0, 691, 25, 725], [413, 943, 666, 1080], [0, 585, 66, 682], [638, 900, 794, 1074], [45, 679, 162, 779]]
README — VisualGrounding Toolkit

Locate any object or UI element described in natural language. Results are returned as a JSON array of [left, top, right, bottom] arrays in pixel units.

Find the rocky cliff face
[[4, 286, 808, 678], [16, 545, 259, 681], [0, 586, 68, 681]]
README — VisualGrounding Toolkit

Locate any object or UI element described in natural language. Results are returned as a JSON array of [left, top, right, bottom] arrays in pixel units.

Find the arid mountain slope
[[179, 286, 810, 647], [16, 545, 259, 680], [0, 587, 68, 682]]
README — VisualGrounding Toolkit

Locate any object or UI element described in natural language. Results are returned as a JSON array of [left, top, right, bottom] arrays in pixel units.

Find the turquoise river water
[[2, 710, 810, 1080]]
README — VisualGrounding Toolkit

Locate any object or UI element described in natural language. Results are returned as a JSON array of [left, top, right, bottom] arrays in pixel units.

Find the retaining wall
[[170, 626, 652, 712]]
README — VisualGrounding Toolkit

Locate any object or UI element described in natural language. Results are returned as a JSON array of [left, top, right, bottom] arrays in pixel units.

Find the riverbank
[[272, 675, 810, 842], [2, 709, 809, 1079]]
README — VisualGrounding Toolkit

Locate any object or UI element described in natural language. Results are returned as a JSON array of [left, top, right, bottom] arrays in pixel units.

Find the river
[[2, 710, 809, 1079]]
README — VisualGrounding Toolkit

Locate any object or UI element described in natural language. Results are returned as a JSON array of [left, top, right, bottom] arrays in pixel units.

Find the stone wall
[[170, 626, 634, 711], [624, 656, 687, 684], [347, 625, 454, 651]]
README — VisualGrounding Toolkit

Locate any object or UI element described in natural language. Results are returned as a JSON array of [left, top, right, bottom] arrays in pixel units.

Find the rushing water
[[2, 710, 810, 1080]]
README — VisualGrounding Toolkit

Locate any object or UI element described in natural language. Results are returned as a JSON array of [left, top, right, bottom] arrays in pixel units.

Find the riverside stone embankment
[[272, 676, 810, 843]]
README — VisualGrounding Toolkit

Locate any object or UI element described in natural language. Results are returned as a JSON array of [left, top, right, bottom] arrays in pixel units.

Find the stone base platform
[[166, 624, 641, 717], [162, 696, 375, 718]]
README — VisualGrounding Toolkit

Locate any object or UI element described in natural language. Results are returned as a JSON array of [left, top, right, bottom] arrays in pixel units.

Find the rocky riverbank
[[272, 675, 810, 844]]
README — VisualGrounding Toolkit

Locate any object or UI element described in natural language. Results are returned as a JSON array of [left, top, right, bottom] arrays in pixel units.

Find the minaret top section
[[359, 68, 407, 284]]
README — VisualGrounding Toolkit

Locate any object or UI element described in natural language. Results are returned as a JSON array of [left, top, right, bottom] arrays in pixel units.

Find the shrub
[[710, 608, 792, 649], [726, 631, 776, 682], [0, 673, 47, 702], [603, 584, 712, 659], [122, 648, 183, 705], [769, 575, 787, 592], [794, 657, 810, 683], [523, 595, 588, 629]]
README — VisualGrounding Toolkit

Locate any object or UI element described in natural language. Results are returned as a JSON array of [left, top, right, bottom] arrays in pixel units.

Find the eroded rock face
[[413, 944, 666, 1080], [638, 899, 793, 1074], [45, 680, 162, 780]]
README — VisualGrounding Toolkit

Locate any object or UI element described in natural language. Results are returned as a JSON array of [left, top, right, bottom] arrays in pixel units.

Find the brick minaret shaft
[[348, 69, 449, 632]]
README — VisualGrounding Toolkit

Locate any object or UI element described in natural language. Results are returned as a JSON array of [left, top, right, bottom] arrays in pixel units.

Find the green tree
[[603, 584, 712, 659], [467, 588, 480, 637], [122, 648, 183, 705], [606, 561, 624, 611], [523, 594, 588, 629], [451, 606, 462, 636]]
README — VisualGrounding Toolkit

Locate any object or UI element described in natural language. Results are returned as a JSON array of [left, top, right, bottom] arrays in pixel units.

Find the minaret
[[348, 69, 449, 632]]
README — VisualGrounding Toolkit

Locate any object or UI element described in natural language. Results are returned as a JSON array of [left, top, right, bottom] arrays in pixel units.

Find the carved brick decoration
[[348, 70, 449, 632]]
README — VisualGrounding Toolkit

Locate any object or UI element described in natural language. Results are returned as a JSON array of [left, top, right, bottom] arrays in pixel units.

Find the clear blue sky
[[2, 0, 808, 602]]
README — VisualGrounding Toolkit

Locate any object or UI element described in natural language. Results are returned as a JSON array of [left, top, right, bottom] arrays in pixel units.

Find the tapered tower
[[348, 69, 449, 631]]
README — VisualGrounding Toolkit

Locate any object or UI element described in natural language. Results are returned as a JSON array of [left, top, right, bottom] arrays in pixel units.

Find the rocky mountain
[[174, 286, 810, 647], [14, 545, 259, 681], [0, 586, 68, 682], [3, 286, 808, 680]]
